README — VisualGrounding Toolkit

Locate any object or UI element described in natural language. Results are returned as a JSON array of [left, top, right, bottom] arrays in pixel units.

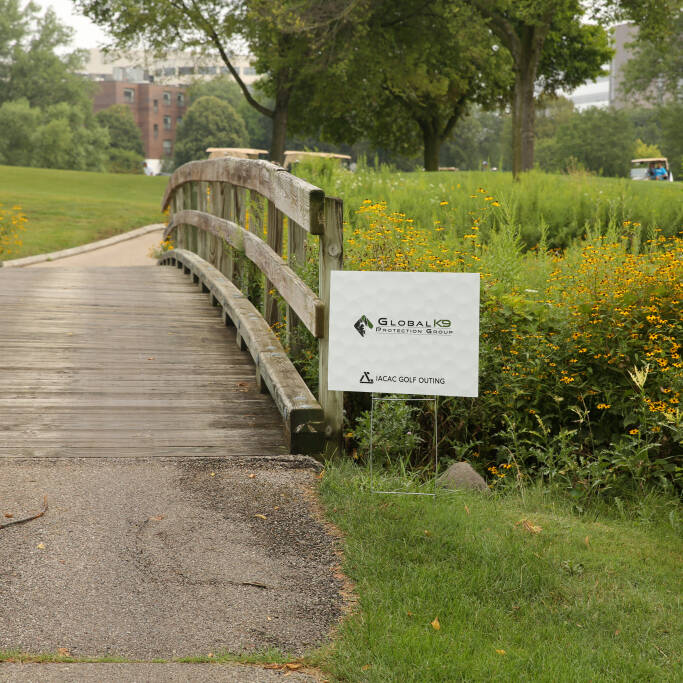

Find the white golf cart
[[630, 157, 674, 182]]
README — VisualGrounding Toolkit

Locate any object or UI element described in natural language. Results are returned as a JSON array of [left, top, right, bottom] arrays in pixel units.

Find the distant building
[[82, 49, 261, 87], [93, 81, 187, 173], [565, 23, 643, 111], [84, 49, 261, 172]]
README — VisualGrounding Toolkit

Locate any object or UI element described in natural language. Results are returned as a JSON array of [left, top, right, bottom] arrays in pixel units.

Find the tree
[[464, 1, 611, 178], [289, 0, 512, 171], [621, 10, 683, 103], [173, 95, 248, 167], [95, 104, 144, 155], [441, 108, 508, 170], [0, 2, 94, 109], [0, 98, 40, 166], [187, 76, 272, 150], [535, 107, 635, 177], [96, 104, 145, 173], [31, 102, 109, 171], [77, 0, 359, 163], [464, 0, 680, 178]]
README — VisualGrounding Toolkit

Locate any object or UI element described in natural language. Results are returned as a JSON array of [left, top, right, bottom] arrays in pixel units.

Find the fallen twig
[[1, 495, 48, 530]]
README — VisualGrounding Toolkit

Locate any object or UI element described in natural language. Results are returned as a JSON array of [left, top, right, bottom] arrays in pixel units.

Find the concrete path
[[31, 228, 164, 268]]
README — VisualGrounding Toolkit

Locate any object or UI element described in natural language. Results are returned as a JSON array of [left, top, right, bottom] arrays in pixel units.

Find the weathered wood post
[[319, 196, 344, 453], [286, 219, 307, 358], [265, 201, 284, 327]]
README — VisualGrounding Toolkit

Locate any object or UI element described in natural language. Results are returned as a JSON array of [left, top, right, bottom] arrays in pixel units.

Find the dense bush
[[286, 162, 682, 501]]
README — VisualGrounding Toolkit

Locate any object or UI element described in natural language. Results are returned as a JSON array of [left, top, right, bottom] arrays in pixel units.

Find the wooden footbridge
[[0, 159, 343, 458]]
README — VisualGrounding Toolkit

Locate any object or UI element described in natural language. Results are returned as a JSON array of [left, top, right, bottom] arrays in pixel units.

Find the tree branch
[[184, 0, 274, 118]]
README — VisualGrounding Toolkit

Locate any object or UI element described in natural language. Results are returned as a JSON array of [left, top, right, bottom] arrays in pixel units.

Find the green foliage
[[292, 0, 512, 171], [187, 76, 272, 151], [173, 96, 248, 167], [0, 1, 93, 110], [0, 99, 39, 167], [536, 107, 636, 177], [95, 104, 144, 155], [351, 398, 423, 467], [0, 1, 107, 172], [95, 104, 145, 173], [32, 103, 108, 172], [293, 161, 682, 500], [0, 98, 108, 172], [105, 148, 144, 174], [635, 139, 663, 158], [621, 9, 683, 103], [296, 160, 682, 249]]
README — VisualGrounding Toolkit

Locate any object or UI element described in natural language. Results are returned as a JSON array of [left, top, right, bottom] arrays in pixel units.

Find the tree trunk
[[512, 65, 536, 178], [511, 27, 544, 179], [269, 88, 291, 165], [421, 121, 441, 171]]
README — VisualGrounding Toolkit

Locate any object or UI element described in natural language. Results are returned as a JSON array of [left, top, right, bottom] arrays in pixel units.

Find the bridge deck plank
[[0, 266, 287, 458]]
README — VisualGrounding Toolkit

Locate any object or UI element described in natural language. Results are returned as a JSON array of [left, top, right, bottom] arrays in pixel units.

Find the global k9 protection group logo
[[354, 315, 374, 337], [353, 314, 453, 338]]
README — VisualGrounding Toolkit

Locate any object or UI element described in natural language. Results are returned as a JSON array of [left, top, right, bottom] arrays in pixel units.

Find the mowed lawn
[[0, 165, 168, 259]]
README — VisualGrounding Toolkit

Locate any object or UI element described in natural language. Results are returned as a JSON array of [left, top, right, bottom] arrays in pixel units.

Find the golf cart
[[630, 157, 674, 182]]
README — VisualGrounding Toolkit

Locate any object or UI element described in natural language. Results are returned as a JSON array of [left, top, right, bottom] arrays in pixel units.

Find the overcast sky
[[35, 0, 110, 48]]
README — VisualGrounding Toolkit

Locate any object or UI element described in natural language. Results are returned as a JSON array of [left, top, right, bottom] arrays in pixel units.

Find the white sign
[[328, 271, 479, 397]]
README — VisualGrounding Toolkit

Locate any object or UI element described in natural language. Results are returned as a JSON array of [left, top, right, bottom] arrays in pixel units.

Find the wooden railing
[[159, 158, 343, 454]]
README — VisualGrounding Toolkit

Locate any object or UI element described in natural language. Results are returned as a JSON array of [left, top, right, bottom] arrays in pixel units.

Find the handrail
[[162, 158, 325, 234], [164, 210, 325, 337], [159, 157, 343, 454]]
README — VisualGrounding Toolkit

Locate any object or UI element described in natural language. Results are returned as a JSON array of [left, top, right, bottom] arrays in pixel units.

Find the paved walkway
[[31, 228, 164, 268], [0, 233, 341, 679]]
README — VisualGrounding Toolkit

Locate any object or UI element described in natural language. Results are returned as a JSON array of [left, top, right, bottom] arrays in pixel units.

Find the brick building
[[93, 81, 187, 172]]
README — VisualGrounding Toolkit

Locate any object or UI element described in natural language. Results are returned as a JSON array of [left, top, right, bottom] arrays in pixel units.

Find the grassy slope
[[0, 165, 168, 259], [319, 466, 681, 682]]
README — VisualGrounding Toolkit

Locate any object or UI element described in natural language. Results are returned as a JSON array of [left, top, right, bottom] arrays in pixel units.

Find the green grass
[[317, 463, 682, 682], [295, 161, 683, 249], [0, 165, 168, 259]]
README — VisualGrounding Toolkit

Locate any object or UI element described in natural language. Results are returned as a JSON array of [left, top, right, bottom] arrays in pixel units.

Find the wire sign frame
[[369, 394, 439, 496]]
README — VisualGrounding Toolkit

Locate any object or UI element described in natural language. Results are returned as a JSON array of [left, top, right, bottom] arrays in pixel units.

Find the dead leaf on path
[[147, 357, 155, 361], [431, 617, 441, 630], [149, 514, 165, 522], [496, 649, 506, 655], [254, 514, 267, 520], [248, 474, 256, 479], [584, 536, 590, 547], [207, 652, 214, 658], [516, 519, 542, 534], [4, 513, 13, 518], [361, 664, 372, 671], [285, 663, 302, 670], [464, 504, 470, 515], [263, 664, 281, 670], [210, 472, 216, 477], [57, 648, 71, 657], [36, 542, 45, 549]]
